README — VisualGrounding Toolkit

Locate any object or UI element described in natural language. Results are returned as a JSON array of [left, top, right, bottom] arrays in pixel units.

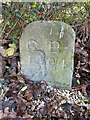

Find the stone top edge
[[24, 20, 75, 32]]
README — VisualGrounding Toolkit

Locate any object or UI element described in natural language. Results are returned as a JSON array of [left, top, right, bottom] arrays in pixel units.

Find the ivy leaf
[[5, 43, 16, 56], [32, 2, 38, 8], [5, 48, 14, 56], [9, 43, 16, 48]]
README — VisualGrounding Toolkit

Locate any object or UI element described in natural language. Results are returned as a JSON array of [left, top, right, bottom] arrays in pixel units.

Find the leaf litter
[[0, 21, 90, 120]]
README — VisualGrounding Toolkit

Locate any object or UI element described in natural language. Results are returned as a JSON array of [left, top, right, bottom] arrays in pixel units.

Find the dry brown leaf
[[0, 46, 7, 57], [0, 55, 5, 77]]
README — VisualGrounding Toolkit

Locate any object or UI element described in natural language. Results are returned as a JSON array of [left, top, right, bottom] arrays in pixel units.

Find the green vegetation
[[2, 2, 90, 43]]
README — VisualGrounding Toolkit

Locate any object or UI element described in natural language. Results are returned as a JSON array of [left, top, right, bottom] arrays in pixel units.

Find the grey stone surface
[[20, 21, 75, 89]]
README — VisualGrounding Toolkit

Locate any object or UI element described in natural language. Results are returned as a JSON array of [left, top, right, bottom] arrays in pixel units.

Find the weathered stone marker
[[20, 21, 75, 89]]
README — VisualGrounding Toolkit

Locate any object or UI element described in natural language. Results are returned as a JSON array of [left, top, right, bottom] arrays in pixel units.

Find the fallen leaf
[[0, 55, 5, 77], [61, 103, 73, 111], [83, 99, 89, 103], [25, 90, 33, 100], [5, 48, 14, 56], [23, 115, 33, 119], [8, 112, 17, 119], [20, 104, 26, 111], [0, 18, 4, 24], [77, 79, 81, 85], [26, 92, 33, 100], [21, 86, 27, 92], [0, 47, 7, 57]]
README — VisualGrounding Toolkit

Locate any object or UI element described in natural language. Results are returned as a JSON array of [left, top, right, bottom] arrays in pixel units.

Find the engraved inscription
[[27, 39, 38, 51], [59, 25, 64, 38], [48, 41, 60, 65], [51, 41, 59, 52], [20, 21, 75, 89], [27, 39, 47, 80], [49, 58, 55, 65]]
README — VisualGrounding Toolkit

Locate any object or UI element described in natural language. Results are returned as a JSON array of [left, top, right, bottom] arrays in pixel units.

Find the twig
[[5, 12, 24, 39], [4, 3, 28, 39], [72, 83, 90, 91], [2, 3, 15, 32], [71, 21, 86, 28]]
